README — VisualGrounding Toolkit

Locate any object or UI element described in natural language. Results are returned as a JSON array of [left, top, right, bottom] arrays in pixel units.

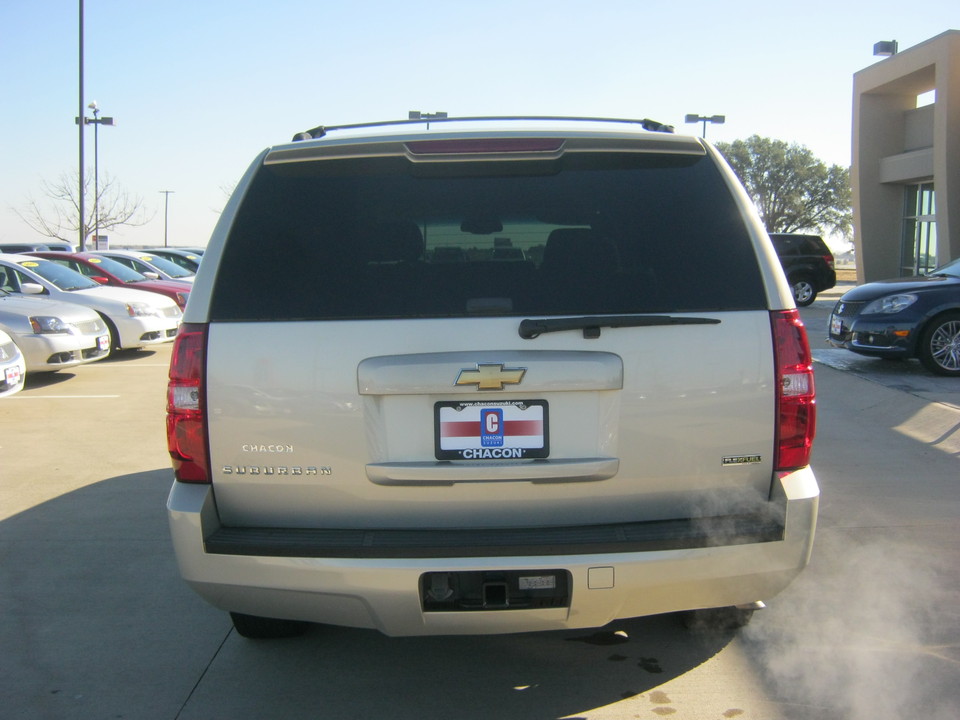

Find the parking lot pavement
[[0, 346, 234, 720], [2, 327, 959, 719], [0, 347, 173, 521], [814, 348, 960, 412]]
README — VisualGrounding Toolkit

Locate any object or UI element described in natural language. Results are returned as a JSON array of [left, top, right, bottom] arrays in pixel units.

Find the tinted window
[[87, 256, 147, 282], [771, 234, 828, 257], [0, 244, 45, 253], [55, 256, 147, 283], [157, 252, 200, 271], [798, 237, 828, 255], [211, 153, 765, 321], [132, 254, 194, 279], [16, 259, 98, 290]]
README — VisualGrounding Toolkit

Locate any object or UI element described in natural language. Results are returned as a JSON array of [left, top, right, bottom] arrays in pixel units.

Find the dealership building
[[852, 29, 959, 281]]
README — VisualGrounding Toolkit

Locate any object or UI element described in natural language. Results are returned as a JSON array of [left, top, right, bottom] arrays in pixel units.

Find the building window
[[900, 182, 937, 276]]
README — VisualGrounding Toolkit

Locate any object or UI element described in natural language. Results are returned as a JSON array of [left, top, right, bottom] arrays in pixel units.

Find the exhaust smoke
[[741, 530, 958, 720]]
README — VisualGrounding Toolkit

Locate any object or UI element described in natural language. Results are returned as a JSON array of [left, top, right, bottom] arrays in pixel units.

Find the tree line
[[714, 135, 851, 239]]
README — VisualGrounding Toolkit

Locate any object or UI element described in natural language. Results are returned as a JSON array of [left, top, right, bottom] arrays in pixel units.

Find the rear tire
[[789, 275, 817, 306], [229, 612, 309, 639], [918, 312, 960, 376]]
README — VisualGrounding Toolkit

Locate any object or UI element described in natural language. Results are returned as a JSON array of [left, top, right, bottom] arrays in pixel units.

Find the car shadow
[[192, 613, 736, 720], [0, 470, 738, 720], [23, 370, 77, 389], [102, 348, 158, 364], [22, 349, 159, 389]]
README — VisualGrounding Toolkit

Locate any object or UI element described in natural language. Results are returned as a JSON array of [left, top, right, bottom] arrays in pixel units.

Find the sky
[[0, 1, 956, 251]]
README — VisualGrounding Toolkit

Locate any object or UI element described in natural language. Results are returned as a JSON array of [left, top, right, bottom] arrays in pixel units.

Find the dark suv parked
[[770, 233, 836, 306]]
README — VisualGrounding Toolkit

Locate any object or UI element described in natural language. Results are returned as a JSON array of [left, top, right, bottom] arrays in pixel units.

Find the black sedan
[[828, 258, 960, 376]]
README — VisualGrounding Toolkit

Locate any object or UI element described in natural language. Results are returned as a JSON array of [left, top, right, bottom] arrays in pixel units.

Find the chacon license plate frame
[[434, 399, 549, 461]]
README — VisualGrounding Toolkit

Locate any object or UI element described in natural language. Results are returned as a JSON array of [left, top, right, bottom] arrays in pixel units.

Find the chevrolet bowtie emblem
[[455, 363, 526, 391]]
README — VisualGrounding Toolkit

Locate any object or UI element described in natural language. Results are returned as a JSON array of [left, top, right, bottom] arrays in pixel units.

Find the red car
[[29, 252, 191, 310]]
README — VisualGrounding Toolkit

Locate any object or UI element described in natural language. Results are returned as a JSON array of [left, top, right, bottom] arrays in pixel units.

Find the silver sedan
[[0, 290, 110, 372]]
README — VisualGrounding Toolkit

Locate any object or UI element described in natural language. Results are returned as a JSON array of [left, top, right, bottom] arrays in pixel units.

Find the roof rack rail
[[291, 115, 676, 142]]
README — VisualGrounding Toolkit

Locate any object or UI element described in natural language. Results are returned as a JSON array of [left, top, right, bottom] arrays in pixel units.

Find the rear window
[[210, 151, 765, 321], [772, 234, 828, 257]]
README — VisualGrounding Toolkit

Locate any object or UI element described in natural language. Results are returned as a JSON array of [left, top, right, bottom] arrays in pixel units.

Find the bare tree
[[213, 181, 237, 214], [15, 170, 153, 248]]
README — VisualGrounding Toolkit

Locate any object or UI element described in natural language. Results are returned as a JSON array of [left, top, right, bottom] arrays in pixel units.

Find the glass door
[[900, 183, 937, 276]]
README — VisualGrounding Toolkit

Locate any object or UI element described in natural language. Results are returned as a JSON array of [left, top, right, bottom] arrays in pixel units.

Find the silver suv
[[166, 117, 819, 639]]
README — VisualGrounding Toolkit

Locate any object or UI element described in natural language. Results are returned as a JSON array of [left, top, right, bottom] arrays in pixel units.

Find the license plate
[[830, 315, 843, 335], [5, 366, 21, 385], [435, 400, 548, 460], [519, 575, 557, 590], [98, 334, 110, 351]]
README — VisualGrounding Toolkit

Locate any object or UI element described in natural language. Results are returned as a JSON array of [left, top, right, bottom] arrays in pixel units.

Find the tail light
[[823, 253, 835, 270], [166, 323, 210, 483], [772, 310, 816, 471]]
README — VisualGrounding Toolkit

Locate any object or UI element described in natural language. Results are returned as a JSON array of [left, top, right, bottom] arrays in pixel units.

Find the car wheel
[[98, 313, 122, 351], [229, 612, 309, 639], [789, 275, 817, 306], [918, 312, 960, 376]]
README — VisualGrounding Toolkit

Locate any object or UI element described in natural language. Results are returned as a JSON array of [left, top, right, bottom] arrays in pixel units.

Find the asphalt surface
[[1, 296, 958, 720]]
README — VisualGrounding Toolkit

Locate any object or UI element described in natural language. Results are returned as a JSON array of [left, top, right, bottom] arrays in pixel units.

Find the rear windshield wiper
[[518, 314, 721, 339]]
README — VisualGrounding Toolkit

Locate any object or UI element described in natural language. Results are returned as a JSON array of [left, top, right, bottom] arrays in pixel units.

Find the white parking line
[[85, 363, 170, 368], [14, 395, 121, 399]]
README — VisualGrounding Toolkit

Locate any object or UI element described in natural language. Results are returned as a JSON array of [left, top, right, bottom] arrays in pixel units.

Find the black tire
[[98, 313, 122, 352], [789, 275, 817, 306], [229, 612, 309, 639], [918, 311, 960, 376], [679, 606, 755, 632]]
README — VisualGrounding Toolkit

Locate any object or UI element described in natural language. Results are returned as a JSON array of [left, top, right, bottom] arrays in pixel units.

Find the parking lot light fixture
[[873, 40, 898, 57], [684, 113, 725, 138], [76, 101, 115, 249]]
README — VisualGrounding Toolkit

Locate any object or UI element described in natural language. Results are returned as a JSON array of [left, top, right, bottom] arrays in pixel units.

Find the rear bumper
[[167, 469, 818, 636]]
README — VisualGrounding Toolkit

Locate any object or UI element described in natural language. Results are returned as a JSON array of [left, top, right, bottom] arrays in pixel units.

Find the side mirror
[[21, 282, 45, 295], [143, 271, 161, 280], [92, 275, 110, 285]]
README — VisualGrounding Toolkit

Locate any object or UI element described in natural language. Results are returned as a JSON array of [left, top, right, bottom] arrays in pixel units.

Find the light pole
[[77, 101, 115, 249], [87, 102, 114, 248], [159, 190, 175, 247], [684, 113, 725, 138], [79, 0, 85, 250]]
